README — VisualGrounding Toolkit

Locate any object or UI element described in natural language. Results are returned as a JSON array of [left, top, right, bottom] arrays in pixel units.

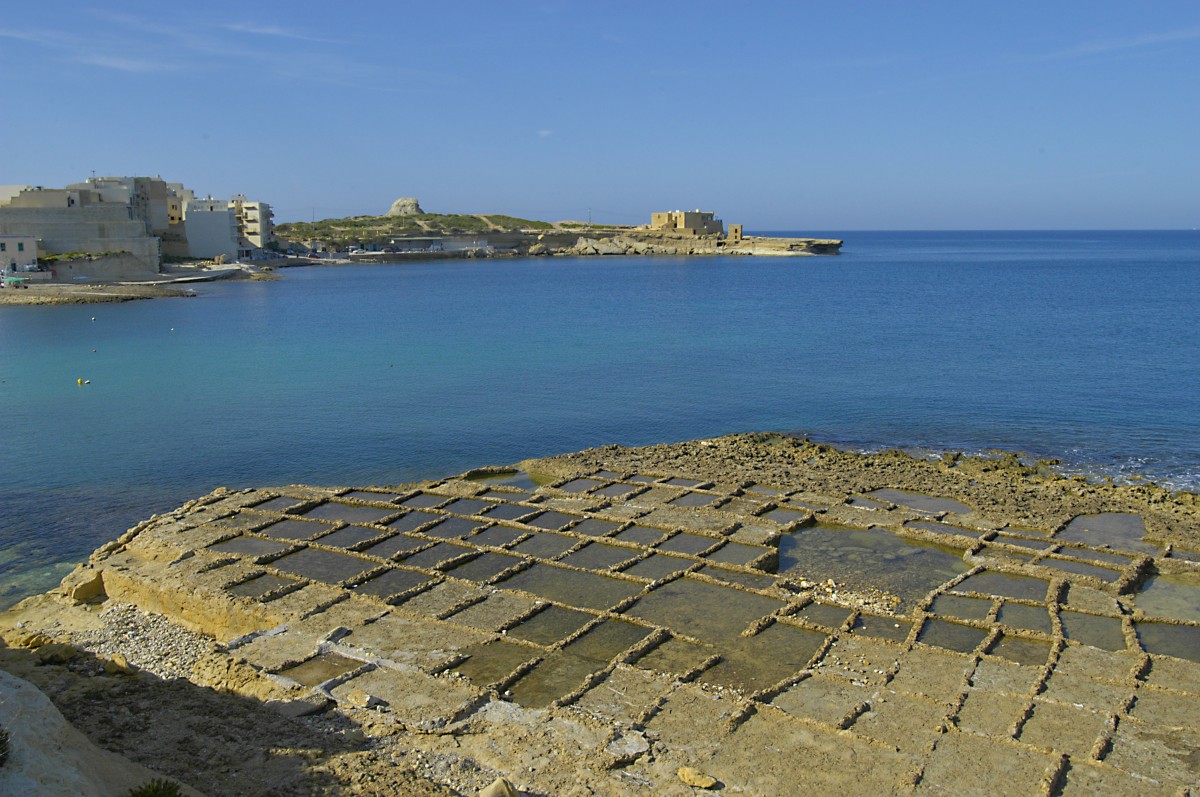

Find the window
[[0, 243, 6, 251], [17, 243, 24, 252]]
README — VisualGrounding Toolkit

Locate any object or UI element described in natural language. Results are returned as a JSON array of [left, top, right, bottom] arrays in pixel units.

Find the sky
[[2, 2, 1197, 229]]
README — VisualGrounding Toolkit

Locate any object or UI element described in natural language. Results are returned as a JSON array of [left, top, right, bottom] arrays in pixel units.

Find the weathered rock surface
[[59, 565, 105, 604], [1, 433, 1197, 796], [477, 777, 519, 797], [557, 231, 840, 257], [677, 765, 718, 788], [386, 197, 424, 216], [0, 670, 198, 797]]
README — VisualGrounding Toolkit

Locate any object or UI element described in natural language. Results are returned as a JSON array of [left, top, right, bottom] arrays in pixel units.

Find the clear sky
[[2, 2, 1197, 229]]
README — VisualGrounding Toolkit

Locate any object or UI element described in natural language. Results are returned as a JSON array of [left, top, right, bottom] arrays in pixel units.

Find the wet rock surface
[[2, 433, 1199, 795]]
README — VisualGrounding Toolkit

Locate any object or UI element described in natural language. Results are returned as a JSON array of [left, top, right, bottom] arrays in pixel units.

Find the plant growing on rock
[[0, 726, 9, 768], [127, 778, 183, 797]]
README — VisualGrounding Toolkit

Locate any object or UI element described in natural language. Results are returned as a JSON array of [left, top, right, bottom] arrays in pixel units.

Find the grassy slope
[[275, 213, 554, 245]]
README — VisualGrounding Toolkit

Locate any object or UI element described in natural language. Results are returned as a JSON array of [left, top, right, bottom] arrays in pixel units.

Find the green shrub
[[38, 250, 125, 263], [127, 778, 183, 797]]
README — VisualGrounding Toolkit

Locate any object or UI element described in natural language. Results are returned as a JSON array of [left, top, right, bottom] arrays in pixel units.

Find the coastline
[[0, 234, 837, 305], [0, 268, 283, 305], [0, 282, 197, 305], [2, 434, 1197, 794]]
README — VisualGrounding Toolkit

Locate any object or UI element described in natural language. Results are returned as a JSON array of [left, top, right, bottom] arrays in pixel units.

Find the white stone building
[[0, 186, 31, 205], [182, 198, 239, 261]]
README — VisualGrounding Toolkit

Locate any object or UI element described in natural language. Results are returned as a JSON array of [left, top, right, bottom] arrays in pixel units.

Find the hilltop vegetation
[[275, 212, 556, 246]]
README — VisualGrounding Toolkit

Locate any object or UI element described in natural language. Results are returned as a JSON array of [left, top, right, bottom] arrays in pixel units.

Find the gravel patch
[[66, 603, 219, 680]]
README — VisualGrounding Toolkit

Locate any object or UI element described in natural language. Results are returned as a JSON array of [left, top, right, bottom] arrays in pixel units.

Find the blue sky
[[2, 2, 1197, 229]]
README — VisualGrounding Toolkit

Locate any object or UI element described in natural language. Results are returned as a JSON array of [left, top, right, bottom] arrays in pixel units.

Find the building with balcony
[[230, 194, 274, 257]]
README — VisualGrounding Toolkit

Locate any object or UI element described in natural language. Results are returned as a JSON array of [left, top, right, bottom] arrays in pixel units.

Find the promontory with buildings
[[0, 177, 840, 299]]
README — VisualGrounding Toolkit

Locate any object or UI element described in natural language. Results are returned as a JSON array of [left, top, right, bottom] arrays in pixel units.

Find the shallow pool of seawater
[[867, 489, 972, 515], [917, 618, 989, 653], [1133, 573, 1200, 623], [1056, 513, 1159, 555], [697, 623, 829, 692], [499, 563, 642, 611], [277, 652, 363, 687], [777, 525, 968, 610], [506, 605, 596, 646], [1060, 611, 1127, 651], [465, 470, 549, 492], [1135, 622, 1200, 663], [507, 651, 597, 708], [452, 639, 537, 686], [623, 576, 782, 641], [633, 636, 714, 676], [988, 634, 1053, 666]]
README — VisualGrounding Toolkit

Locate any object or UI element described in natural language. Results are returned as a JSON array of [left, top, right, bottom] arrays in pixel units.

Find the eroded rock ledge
[[544, 232, 842, 257], [2, 434, 1198, 796]]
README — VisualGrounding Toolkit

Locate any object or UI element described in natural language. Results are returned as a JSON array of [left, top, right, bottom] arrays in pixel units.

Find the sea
[[1, 230, 1197, 607]]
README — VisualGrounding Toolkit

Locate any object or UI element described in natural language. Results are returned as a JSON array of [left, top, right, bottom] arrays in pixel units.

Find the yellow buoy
[[77, 378, 83, 385]]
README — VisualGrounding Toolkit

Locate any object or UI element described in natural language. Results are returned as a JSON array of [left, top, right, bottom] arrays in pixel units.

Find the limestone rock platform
[[3, 434, 1199, 795]]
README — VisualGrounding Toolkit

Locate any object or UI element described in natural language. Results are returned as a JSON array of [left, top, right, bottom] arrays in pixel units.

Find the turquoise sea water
[[1, 230, 1198, 606]]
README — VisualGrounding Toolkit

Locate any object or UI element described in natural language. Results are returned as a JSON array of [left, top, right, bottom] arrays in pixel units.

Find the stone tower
[[386, 197, 423, 217]]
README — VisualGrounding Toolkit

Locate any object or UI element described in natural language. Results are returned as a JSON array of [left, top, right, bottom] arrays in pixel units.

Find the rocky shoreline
[[2, 434, 1198, 795], [0, 231, 840, 306], [0, 282, 197, 305], [533, 232, 842, 258]]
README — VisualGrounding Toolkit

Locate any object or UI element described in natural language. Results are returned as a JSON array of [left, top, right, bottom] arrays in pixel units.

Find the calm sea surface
[[2, 230, 1197, 606]]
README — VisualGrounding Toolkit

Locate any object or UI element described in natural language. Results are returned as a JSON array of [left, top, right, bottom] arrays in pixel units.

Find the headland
[[2, 434, 1197, 795], [1, 203, 839, 306], [3, 176, 841, 306], [276, 205, 842, 261]]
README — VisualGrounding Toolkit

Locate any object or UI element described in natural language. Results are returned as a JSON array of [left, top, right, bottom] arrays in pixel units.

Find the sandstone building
[[649, 210, 724, 236], [0, 234, 38, 271]]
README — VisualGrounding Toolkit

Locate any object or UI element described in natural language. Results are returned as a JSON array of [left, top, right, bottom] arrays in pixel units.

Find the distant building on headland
[[649, 210, 724, 236], [0, 176, 275, 273]]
